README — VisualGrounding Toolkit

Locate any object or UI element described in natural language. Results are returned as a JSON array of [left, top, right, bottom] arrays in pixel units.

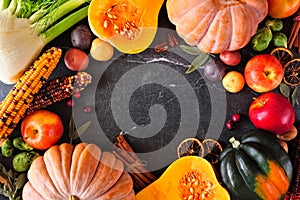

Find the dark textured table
[[0, 3, 299, 200]]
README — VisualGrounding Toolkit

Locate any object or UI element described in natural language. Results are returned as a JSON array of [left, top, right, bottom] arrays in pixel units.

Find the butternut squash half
[[135, 156, 230, 200], [88, 0, 164, 54]]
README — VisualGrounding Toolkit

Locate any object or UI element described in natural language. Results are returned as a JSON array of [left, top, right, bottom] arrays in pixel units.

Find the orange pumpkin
[[22, 143, 135, 200], [166, 0, 268, 53]]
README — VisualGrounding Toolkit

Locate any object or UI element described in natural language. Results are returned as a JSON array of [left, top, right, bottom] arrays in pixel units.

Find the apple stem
[[253, 97, 266, 106]]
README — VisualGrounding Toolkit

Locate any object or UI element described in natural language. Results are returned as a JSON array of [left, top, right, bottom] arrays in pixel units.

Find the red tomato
[[267, 0, 299, 19], [64, 48, 89, 71], [219, 51, 241, 66]]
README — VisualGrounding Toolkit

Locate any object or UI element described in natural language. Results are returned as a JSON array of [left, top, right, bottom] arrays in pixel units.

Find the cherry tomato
[[64, 48, 89, 71], [219, 51, 241, 66]]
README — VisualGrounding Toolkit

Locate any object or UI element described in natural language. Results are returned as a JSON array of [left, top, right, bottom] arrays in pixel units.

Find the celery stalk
[[42, 6, 89, 44], [33, 0, 88, 33]]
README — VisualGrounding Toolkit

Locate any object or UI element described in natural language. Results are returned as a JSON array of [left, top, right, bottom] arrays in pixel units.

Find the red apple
[[249, 92, 295, 135], [21, 110, 64, 150], [244, 54, 283, 93]]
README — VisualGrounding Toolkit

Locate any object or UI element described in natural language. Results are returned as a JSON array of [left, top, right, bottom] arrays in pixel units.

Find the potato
[[90, 38, 114, 61], [64, 48, 89, 71]]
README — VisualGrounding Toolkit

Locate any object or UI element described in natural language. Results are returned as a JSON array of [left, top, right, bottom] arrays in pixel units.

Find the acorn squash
[[88, 0, 164, 54], [219, 130, 293, 200], [135, 156, 230, 200], [22, 143, 135, 200]]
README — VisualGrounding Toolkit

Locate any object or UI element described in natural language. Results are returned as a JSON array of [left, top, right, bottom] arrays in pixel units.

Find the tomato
[[64, 48, 89, 71], [267, 0, 299, 19], [219, 51, 241, 66]]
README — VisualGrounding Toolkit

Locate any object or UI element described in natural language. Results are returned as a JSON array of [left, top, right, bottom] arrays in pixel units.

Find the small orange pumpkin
[[166, 0, 268, 53], [22, 143, 135, 200]]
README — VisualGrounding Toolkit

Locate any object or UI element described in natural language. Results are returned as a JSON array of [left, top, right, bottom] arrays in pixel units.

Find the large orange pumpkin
[[22, 143, 135, 200], [166, 0, 268, 53]]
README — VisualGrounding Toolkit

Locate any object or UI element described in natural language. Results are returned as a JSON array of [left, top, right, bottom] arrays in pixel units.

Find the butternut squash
[[135, 156, 230, 200], [88, 0, 164, 54]]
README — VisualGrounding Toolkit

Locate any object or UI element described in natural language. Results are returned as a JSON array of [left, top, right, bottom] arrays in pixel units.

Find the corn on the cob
[[0, 47, 62, 140], [26, 72, 92, 114]]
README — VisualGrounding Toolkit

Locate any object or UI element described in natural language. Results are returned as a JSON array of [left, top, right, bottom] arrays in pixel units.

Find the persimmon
[[267, 0, 299, 19]]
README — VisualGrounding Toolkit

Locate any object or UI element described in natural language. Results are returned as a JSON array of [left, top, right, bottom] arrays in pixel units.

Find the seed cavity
[[179, 171, 214, 200], [103, 3, 141, 40]]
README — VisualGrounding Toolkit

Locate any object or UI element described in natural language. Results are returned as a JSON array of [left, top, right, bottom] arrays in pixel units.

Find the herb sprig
[[0, 163, 26, 200]]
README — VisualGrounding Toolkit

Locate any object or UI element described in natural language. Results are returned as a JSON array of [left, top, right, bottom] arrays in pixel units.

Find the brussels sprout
[[13, 137, 33, 151], [1, 139, 14, 157], [265, 19, 283, 32], [273, 32, 288, 48], [251, 27, 273, 51], [12, 151, 39, 172]]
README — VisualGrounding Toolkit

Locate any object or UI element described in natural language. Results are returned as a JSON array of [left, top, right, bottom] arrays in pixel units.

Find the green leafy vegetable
[[12, 151, 39, 172], [251, 27, 272, 51], [265, 19, 283, 32], [272, 32, 287, 48], [1, 139, 14, 157], [12, 137, 33, 151], [0, 0, 91, 84], [0, 162, 26, 200]]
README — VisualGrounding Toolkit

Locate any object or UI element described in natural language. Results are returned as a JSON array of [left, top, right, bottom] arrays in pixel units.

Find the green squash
[[219, 130, 293, 200]]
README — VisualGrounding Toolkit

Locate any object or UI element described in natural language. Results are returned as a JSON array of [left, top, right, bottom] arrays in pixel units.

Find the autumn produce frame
[[0, 0, 300, 200]]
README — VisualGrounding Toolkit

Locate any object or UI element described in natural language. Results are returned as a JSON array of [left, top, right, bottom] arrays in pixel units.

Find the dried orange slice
[[283, 58, 300, 86], [270, 47, 294, 66], [202, 139, 223, 164], [177, 138, 204, 158]]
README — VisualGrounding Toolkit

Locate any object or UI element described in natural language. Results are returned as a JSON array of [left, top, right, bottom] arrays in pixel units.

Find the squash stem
[[229, 137, 241, 148], [41, 6, 88, 44], [69, 195, 79, 200]]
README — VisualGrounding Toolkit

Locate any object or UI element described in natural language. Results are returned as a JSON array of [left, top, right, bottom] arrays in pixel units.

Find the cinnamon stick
[[112, 151, 147, 189], [116, 133, 139, 160], [113, 132, 157, 190], [288, 11, 300, 52]]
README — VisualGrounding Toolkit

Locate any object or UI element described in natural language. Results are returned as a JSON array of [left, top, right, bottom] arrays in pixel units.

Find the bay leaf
[[68, 114, 75, 141], [185, 53, 209, 74], [72, 120, 91, 140], [179, 45, 203, 55], [292, 87, 299, 106], [14, 174, 26, 189], [279, 83, 290, 98]]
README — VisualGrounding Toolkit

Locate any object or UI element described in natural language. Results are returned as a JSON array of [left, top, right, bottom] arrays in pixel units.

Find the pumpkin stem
[[69, 195, 79, 200], [229, 137, 241, 148]]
